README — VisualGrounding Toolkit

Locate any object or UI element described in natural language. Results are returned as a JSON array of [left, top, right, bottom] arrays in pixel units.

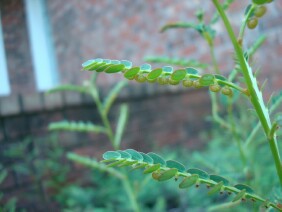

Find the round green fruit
[[221, 87, 233, 97], [193, 80, 202, 89], [254, 6, 267, 18], [182, 80, 193, 87], [209, 84, 221, 92], [169, 78, 180, 85], [135, 75, 146, 83], [247, 17, 258, 29]]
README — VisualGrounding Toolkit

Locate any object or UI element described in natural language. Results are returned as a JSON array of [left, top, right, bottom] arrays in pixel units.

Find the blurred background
[[0, 0, 282, 211]]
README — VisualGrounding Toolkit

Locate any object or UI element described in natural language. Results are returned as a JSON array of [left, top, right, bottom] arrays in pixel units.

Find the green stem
[[248, 35, 266, 58], [208, 42, 246, 164], [121, 175, 140, 212], [89, 79, 117, 150], [238, 4, 256, 45], [245, 122, 261, 147], [228, 99, 247, 165], [210, 92, 233, 130], [212, 0, 282, 185], [187, 74, 247, 95], [209, 42, 220, 74]]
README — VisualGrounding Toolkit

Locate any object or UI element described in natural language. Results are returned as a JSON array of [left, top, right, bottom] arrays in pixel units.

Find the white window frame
[[0, 11, 11, 96], [24, 0, 59, 91]]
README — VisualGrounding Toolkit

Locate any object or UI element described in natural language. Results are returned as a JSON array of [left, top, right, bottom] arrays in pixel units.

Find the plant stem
[[238, 4, 255, 45], [89, 75, 140, 211], [89, 79, 117, 150], [121, 175, 140, 212], [212, 0, 282, 185], [210, 92, 233, 130], [209, 42, 220, 74]]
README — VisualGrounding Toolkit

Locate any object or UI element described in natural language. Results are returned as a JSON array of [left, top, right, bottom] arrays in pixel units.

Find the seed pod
[[147, 78, 157, 83], [193, 80, 202, 89], [247, 17, 258, 29], [157, 77, 169, 85], [182, 80, 193, 87], [169, 78, 180, 85], [135, 75, 147, 83], [209, 84, 221, 92], [254, 6, 267, 18], [221, 86, 233, 97], [152, 171, 161, 181], [157, 77, 165, 85]]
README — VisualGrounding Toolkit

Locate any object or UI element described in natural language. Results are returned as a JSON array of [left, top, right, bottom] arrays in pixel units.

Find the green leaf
[[160, 22, 197, 33], [114, 104, 128, 148], [119, 161, 138, 167], [144, 56, 208, 68], [47, 84, 88, 94], [110, 60, 120, 64], [140, 64, 151, 71], [179, 174, 199, 189], [117, 150, 131, 159], [0, 170, 8, 184], [68, 153, 124, 179], [232, 189, 246, 202], [147, 152, 166, 166], [186, 67, 199, 75], [124, 67, 140, 79], [244, 4, 252, 15], [140, 152, 154, 164], [171, 69, 187, 81], [103, 151, 121, 160], [147, 68, 163, 80], [166, 160, 185, 172], [208, 181, 224, 195], [214, 74, 227, 81], [100, 158, 117, 163], [96, 64, 113, 72], [82, 59, 95, 69], [252, 0, 267, 5], [103, 81, 127, 115], [103, 59, 111, 63], [48, 121, 107, 134], [120, 60, 132, 68], [234, 184, 254, 194], [214, 74, 227, 87], [199, 74, 215, 86], [107, 159, 126, 167], [187, 168, 209, 179], [210, 174, 229, 186], [143, 164, 161, 174], [88, 62, 107, 71], [124, 149, 143, 162], [269, 90, 282, 113], [275, 114, 282, 126], [162, 66, 173, 74], [158, 168, 178, 181], [131, 163, 147, 171], [105, 64, 125, 73]]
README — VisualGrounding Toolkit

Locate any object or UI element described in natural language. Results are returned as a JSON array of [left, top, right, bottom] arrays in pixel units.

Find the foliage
[[0, 164, 17, 212], [81, 0, 282, 211]]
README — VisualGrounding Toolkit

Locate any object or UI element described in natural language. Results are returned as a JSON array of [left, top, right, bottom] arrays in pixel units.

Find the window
[[24, 0, 59, 91], [0, 11, 10, 96]]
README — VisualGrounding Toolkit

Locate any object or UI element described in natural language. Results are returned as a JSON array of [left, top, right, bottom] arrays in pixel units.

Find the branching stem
[[212, 0, 282, 185], [238, 4, 256, 45]]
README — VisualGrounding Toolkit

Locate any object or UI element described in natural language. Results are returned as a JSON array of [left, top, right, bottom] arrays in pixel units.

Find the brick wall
[[1, 0, 282, 210]]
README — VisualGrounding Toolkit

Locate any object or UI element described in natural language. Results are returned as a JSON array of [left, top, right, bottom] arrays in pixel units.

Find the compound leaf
[[166, 160, 186, 172], [179, 174, 199, 189], [158, 168, 178, 181]]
